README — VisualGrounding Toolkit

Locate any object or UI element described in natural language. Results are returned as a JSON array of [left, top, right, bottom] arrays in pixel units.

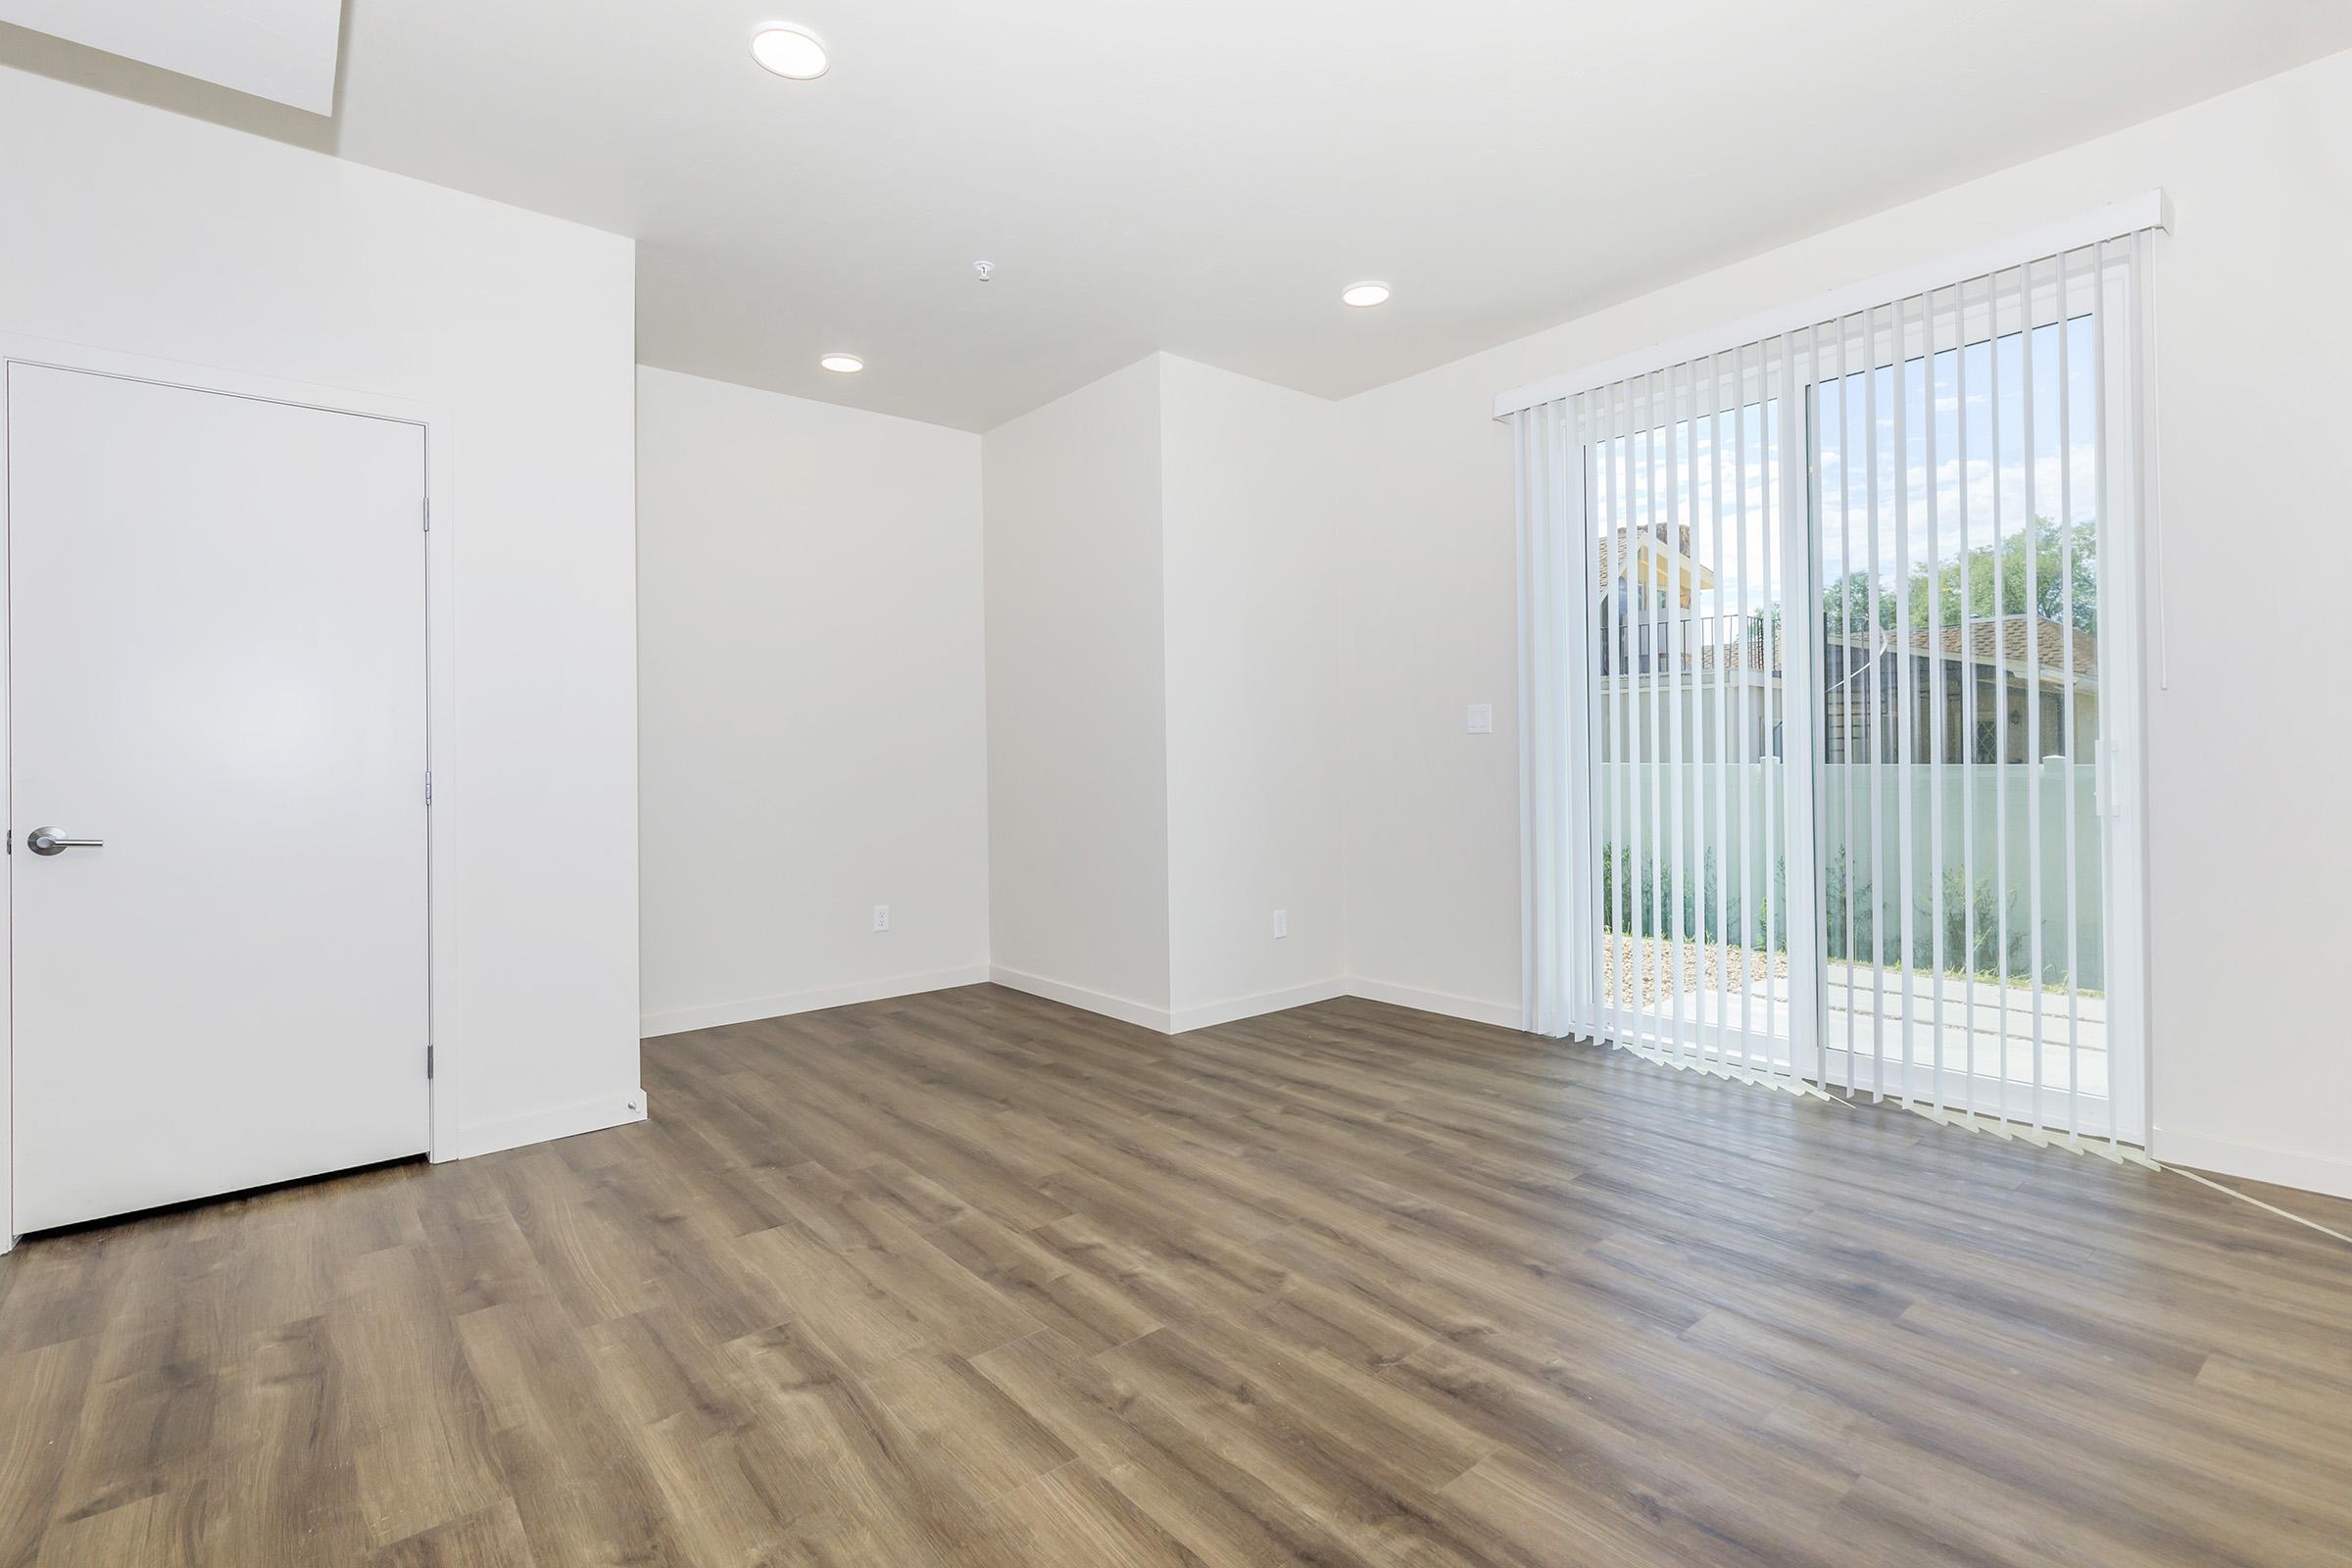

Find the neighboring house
[[1821, 615, 2098, 764], [1595, 525, 2098, 763], [1596, 525, 1771, 762], [1598, 523, 1714, 603]]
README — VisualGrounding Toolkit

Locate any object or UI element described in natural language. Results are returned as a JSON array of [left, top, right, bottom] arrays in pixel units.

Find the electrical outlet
[[871, 904, 891, 932], [1466, 703, 1494, 734], [1273, 908, 1289, 939]]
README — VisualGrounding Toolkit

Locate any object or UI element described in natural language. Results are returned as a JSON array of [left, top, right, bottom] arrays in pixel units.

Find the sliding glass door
[[1554, 231, 2148, 1144], [1589, 352, 1809, 1081], [1808, 253, 2138, 1137]]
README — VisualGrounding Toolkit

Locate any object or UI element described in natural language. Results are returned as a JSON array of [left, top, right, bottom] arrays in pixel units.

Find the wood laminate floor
[[3, 985, 2349, 1567]]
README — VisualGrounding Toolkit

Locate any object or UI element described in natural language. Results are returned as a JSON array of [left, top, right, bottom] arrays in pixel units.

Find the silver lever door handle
[[26, 827, 103, 857]]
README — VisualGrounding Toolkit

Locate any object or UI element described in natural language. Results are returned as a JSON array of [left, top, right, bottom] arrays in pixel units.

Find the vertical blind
[[1510, 205, 2160, 1148]]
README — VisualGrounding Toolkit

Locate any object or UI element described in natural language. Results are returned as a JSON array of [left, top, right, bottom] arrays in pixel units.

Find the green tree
[[1823, 518, 2096, 636]]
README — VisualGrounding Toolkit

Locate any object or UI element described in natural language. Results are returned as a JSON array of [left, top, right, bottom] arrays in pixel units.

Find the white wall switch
[[871, 904, 891, 932], [1466, 703, 1494, 734], [1273, 908, 1289, 939]]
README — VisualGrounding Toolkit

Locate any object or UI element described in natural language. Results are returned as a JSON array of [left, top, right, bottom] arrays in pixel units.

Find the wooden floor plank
[[2, 984, 2347, 1566]]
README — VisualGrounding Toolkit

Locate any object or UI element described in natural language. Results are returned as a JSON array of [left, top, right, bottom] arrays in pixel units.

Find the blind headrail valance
[[1493, 190, 2170, 420]]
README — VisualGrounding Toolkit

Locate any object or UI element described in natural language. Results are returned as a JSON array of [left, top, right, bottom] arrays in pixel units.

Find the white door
[[8, 363, 430, 1234]]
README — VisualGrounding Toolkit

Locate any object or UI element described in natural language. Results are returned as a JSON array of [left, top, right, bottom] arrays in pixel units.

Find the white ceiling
[[5, 1, 2349, 429], [0, 0, 341, 113]]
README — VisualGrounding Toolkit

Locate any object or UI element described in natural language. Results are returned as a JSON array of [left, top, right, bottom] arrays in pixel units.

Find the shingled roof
[[1871, 615, 2098, 680], [1676, 614, 2096, 680]]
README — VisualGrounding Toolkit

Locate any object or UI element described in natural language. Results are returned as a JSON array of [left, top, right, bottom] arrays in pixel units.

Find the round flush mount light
[[818, 353, 864, 373], [751, 24, 829, 79], [1341, 280, 1392, 308]]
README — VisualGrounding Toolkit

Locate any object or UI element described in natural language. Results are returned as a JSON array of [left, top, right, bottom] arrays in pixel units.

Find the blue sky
[[1590, 312, 2105, 613]]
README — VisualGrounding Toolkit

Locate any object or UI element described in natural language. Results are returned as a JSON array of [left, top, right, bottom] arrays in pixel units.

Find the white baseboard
[[1168, 978, 1352, 1034], [1342, 976, 1525, 1031], [988, 965, 1525, 1038], [988, 966, 1173, 1033], [650, 963, 1438, 1044], [456, 1091, 649, 1159], [2151, 1127, 2352, 1202], [640, 965, 991, 1039]]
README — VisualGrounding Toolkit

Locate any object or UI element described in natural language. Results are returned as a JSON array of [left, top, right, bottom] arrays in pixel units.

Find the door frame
[[1, 335, 462, 1250]]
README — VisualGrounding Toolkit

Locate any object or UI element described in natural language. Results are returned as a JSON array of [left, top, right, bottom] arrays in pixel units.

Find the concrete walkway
[[1601, 936, 2111, 1113]]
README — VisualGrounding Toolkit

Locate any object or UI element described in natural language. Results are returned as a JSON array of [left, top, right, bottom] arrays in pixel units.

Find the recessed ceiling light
[[818, 353, 863, 373], [751, 24, 828, 79], [1342, 281, 1393, 308]]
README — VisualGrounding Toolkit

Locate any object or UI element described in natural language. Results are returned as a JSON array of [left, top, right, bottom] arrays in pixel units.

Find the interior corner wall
[[1158, 356, 1345, 1026], [980, 353, 1348, 1033], [0, 65, 642, 1159], [1332, 47, 2352, 1197], [636, 368, 990, 1037], [982, 356, 1174, 1023]]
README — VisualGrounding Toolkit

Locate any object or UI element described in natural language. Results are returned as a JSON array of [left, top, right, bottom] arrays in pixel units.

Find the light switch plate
[[1466, 704, 1494, 734]]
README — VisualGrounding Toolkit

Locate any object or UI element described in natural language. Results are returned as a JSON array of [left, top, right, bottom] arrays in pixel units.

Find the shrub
[[1600, 839, 2095, 987]]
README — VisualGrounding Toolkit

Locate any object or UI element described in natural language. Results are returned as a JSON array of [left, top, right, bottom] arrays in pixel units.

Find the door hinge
[[421, 497, 431, 532], [424, 770, 434, 807], [426, 1044, 436, 1079]]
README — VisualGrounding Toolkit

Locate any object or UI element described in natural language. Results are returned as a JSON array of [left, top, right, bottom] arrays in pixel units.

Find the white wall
[[636, 368, 989, 1035], [0, 0, 344, 113], [982, 356, 1174, 1020], [982, 353, 1350, 1031], [0, 65, 641, 1166], [1335, 48, 2352, 1196], [1160, 356, 1345, 1025], [1336, 371, 1527, 1026]]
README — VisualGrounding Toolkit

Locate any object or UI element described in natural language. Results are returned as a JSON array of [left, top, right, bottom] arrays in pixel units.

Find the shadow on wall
[[0, 19, 344, 156]]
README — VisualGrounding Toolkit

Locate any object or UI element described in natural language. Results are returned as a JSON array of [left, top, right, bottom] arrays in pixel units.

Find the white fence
[[1597, 758, 2102, 985]]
